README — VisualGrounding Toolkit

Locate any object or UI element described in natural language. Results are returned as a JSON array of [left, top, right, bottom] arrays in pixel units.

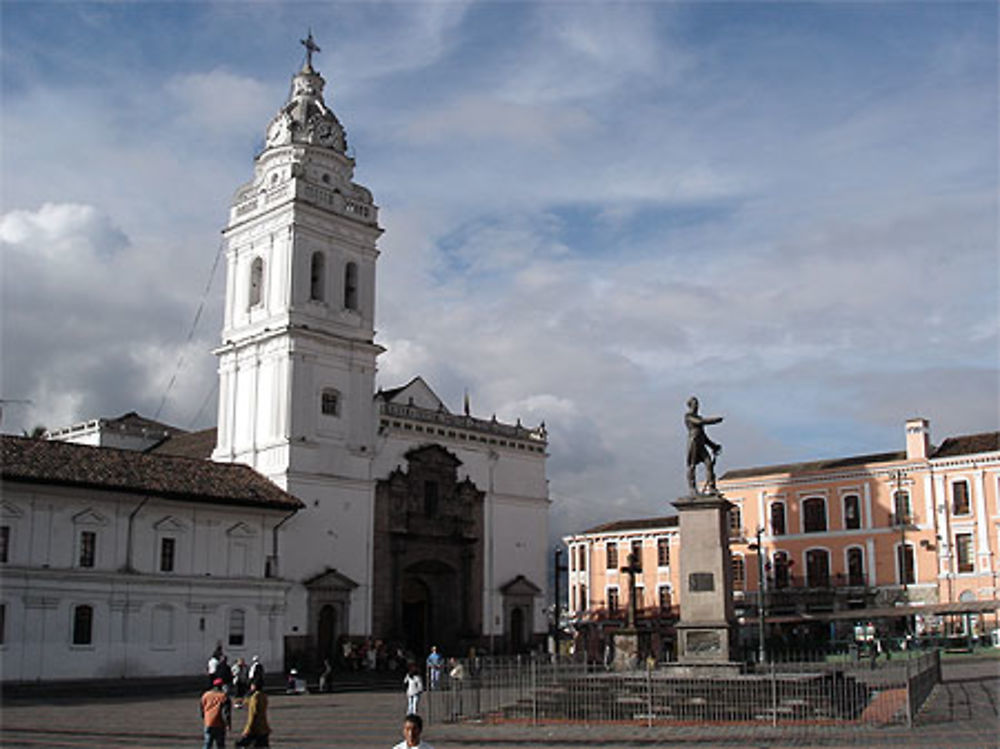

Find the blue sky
[[2, 1, 997, 540]]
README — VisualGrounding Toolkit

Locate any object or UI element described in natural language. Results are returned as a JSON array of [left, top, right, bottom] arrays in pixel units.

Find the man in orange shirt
[[200, 677, 232, 749]]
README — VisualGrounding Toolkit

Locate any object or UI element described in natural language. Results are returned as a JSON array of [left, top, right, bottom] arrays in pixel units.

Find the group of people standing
[[201, 646, 269, 748]]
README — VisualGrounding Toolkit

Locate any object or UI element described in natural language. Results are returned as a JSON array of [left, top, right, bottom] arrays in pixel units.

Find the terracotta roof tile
[[932, 431, 1000, 458], [148, 428, 218, 459], [579, 516, 678, 535], [1, 436, 303, 511]]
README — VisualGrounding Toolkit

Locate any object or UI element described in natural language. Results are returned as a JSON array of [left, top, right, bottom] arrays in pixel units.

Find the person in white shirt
[[403, 664, 424, 715], [392, 713, 433, 749]]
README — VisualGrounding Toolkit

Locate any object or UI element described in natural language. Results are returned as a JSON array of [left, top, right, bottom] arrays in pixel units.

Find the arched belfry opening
[[372, 444, 485, 655]]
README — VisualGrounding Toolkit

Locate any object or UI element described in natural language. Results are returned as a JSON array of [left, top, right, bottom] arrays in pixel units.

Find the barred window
[[229, 609, 246, 647], [956, 534, 974, 573], [843, 494, 861, 530], [79, 531, 96, 568], [771, 502, 786, 536], [657, 538, 670, 567], [606, 542, 618, 570], [731, 556, 745, 591], [607, 588, 619, 613], [159, 537, 175, 573], [803, 497, 827, 533]]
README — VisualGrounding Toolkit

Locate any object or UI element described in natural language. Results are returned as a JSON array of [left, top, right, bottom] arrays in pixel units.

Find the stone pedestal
[[673, 492, 736, 664], [612, 629, 640, 671]]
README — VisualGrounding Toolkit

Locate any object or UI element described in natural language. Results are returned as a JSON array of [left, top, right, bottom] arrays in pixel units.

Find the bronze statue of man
[[685, 396, 723, 495]]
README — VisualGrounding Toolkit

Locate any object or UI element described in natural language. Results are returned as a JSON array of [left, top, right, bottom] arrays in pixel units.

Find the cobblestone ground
[[2, 659, 997, 748]]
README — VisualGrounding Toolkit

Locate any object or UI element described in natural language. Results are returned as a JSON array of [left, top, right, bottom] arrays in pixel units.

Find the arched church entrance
[[402, 577, 431, 657], [317, 604, 338, 662], [401, 558, 459, 656], [509, 607, 525, 653]]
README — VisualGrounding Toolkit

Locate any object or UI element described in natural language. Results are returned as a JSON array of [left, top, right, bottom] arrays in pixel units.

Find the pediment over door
[[304, 567, 359, 593], [500, 574, 542, 597]]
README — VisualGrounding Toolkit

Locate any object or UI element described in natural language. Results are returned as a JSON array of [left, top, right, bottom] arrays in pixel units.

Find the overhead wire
[[153, 237, 225, 422]]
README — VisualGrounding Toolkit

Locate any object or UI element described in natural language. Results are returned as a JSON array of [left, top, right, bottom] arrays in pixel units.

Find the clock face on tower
[[311, 117, 339, 148]]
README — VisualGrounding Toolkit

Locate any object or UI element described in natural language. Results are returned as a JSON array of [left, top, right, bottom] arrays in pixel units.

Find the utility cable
[[153, 238, 225, 421]]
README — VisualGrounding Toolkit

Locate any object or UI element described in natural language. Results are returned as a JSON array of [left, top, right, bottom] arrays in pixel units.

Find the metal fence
[[424, 650, 941, 730]]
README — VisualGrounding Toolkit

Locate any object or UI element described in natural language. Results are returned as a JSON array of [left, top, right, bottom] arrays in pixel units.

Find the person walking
[[235, 681, 271, 747], [403, 663, 424, 715], [392, 713, 434, 749], [199, 677, 231, 749]]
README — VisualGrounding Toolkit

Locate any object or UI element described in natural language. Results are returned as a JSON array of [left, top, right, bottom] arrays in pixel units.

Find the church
[[0, 37, 549, 681]]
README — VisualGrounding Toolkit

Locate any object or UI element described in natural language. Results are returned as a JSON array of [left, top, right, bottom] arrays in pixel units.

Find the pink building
[[564, 419, 1000, 653]]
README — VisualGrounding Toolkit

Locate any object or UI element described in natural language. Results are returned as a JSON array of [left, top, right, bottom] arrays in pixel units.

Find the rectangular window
[[579, 584, 587, 610], [79, 531, 96, 568], [952, 481, 971, 515], [630, 540, 643, 570], [72, 605, 93, 645], [578, 545, 586, 572], [321, 390, 339, 416], [956, 533, 974, 573], [606, 542, 618, 570], [731, 557, 746, 591], [771, 503, 786, 536], [159, 538, 175, 573], [607, 588, 619, 613], [634, 586, 644, 610], [0, 602, 5, 645], [658, 585, 671, 611], [897, 545, 916, 585], [728, 506, 742, 538], [0, 525, 9, 563], [843, 495, 861, 529], [229, 609, 245, 647], [657, 538, 670, 567]]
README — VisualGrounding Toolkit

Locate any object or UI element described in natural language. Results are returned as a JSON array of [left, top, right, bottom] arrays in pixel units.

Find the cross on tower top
[[620, 551, 642, 629], [300, 30, 321, 70]]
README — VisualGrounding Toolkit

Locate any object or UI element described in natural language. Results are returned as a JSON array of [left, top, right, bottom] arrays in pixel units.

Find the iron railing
[[423, 650, 941, 731]]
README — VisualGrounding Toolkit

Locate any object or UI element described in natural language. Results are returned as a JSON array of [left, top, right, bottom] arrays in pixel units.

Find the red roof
[[1, 436, 303, 511]]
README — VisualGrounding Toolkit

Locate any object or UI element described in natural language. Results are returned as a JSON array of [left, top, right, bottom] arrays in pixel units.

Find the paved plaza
[[1, 659, 997, 748]]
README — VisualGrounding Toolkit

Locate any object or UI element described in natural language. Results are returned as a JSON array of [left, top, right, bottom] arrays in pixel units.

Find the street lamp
[[748, 526, 767, 664], [553, 546, 568, 654]]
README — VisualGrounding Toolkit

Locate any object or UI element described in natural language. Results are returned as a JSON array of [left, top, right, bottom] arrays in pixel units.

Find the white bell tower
[[213, 34, 383, 641]]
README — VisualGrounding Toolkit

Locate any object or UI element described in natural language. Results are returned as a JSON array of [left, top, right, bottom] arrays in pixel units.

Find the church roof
[[720, 429, 1000, 481], [1, 435, 303, 511], [147, 427, 217, 459]]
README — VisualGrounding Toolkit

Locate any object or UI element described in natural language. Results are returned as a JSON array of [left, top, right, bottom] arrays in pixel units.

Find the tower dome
[[264, 31, 347, 153]]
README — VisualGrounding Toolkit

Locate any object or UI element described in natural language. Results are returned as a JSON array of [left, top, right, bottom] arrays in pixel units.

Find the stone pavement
[[1, 658, 996, 748]]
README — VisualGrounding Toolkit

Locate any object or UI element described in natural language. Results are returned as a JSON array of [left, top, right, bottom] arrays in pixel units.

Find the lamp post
[[749, 526, 767, 664], [553, 546, 568, 654]]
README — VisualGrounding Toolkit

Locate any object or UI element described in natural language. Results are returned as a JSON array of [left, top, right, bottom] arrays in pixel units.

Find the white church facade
[[1, 37, 549, 681]]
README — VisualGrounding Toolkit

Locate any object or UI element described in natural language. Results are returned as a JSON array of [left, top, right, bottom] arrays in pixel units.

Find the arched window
[[843, 494, 861, 530], [805, 549, 831, 588], [249, 257, 264, 308], [772, 551, 790, 588], [310, 252, 326, 302], [802, 497, 827, 533], [343, 261, 358, 310], [72, 604, 93, 645], [770, 502, 786, 536], [846, 547, 865, 586], [228, 608, 246, 647]]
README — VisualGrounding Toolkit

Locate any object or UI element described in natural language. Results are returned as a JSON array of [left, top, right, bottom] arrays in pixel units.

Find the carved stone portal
[[372, 444, 484, 656]]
